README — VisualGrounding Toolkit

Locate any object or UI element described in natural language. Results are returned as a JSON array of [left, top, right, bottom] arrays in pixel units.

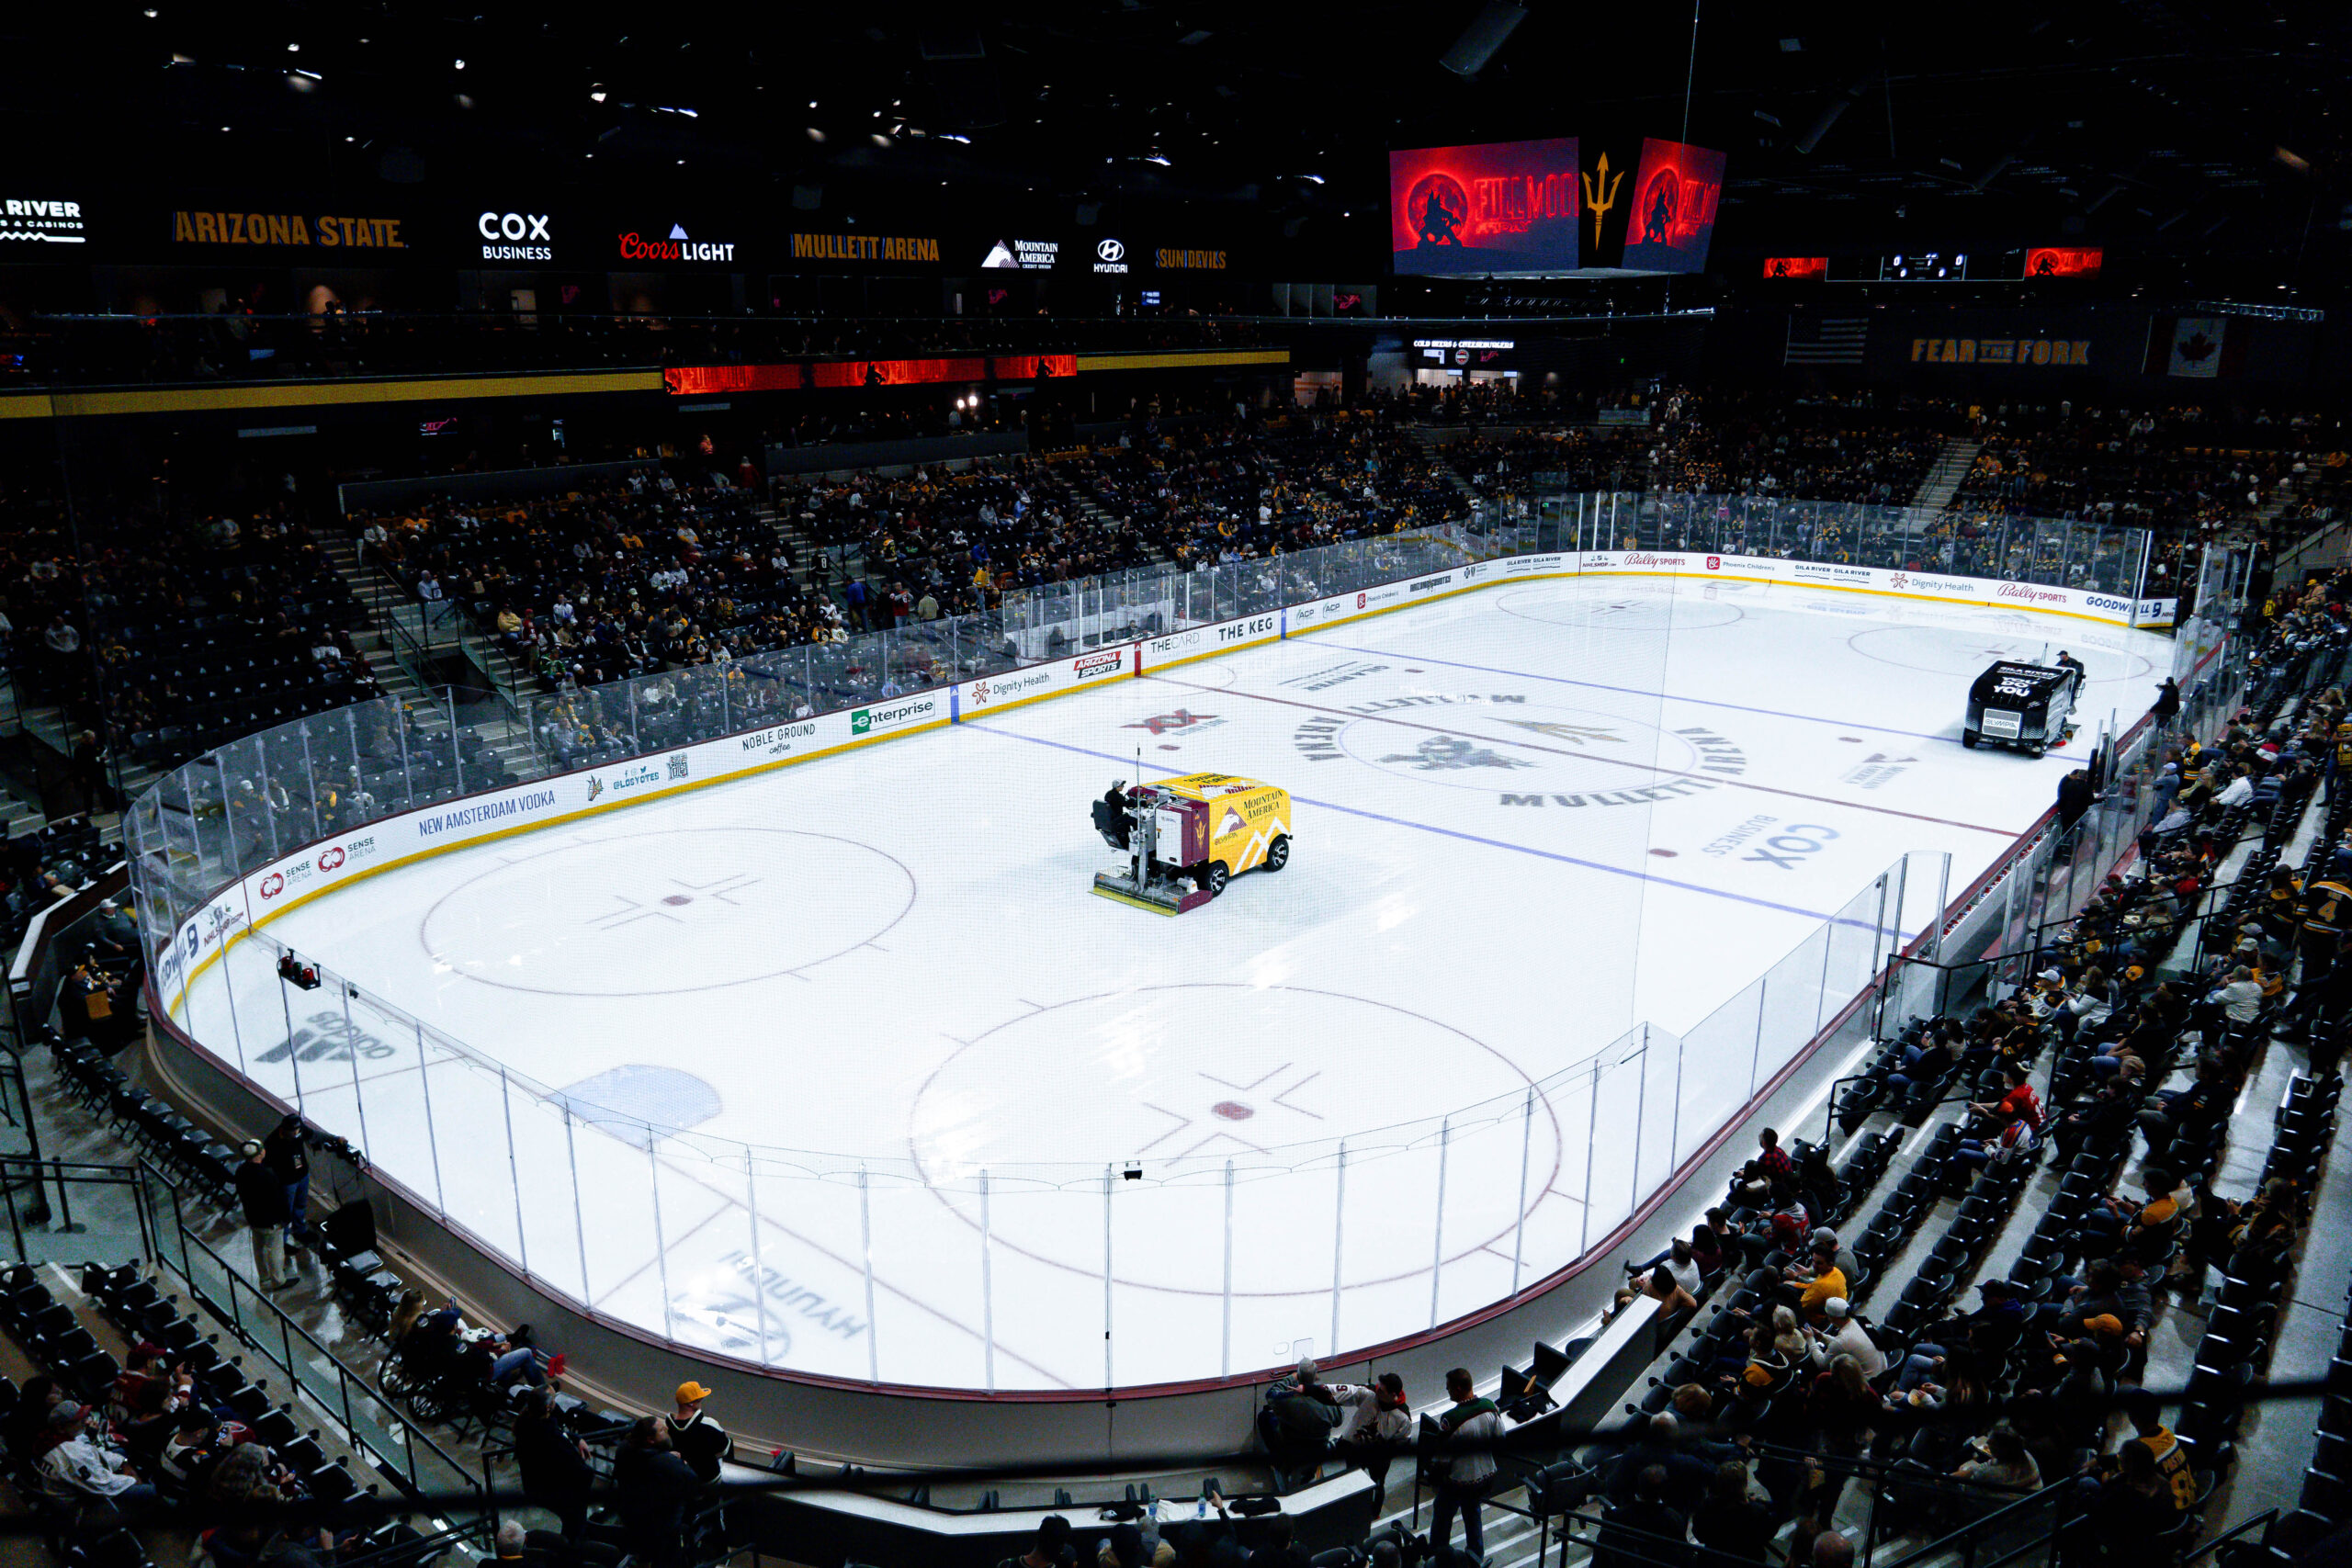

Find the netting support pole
[[1815, 913, 1836, 1034], [1329, 1142, 1347, 1360], [1220, 1158, 1235, 1378], [1748, 979, 1768, 1099], [339, 981, 370, 1163], [1102, 1164, 1115, 1391], [562, 1106, 590, 1306], [413, 1021, 446, 1214], [1580, 1064, 1600, 1254], [859, 1168, 879, 1384], [300, 728, 321, 840], [979, 1170, 996, 1393], [648, 1134, 675, 1342], [277, 964, 306, 1115], [1429, 1117, 1451, 1330], [1670, 1032, 1686, 1174], [1630, 1032, 1648, 1213], [499, 1066, 529, 1279], [1511, 1089, 1533, 1295], [746, 1155, 771, 1371]]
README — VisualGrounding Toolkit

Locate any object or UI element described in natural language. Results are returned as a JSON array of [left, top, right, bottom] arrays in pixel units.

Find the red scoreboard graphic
[[2024, 246, 2103, 279], [1763, 256, 1829, 280], [1389, 139, 1581, 276], [1618, 138, 1726, 274]]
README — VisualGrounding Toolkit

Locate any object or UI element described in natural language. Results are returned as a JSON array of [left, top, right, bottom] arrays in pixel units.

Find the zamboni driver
[[1092, 780, 1133, 851], [2055, 649, 2086, 682]]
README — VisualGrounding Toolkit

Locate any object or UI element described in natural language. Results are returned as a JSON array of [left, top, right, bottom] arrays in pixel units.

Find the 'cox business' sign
[[476, 209, 552, 263]]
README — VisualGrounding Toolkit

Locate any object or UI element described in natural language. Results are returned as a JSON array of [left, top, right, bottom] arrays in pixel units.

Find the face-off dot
[[1213, 1100, 1254, 1121]]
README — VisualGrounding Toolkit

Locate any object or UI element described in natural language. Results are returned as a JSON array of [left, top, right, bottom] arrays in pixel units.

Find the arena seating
[[1244, 581, 2352, 1567]]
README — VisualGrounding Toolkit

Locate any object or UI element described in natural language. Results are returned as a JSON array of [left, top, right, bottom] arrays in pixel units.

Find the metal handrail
[[135, 1160, 489, 1510], [1871, 1478, 2075, 1568], [2180, 1506, 2280, 1566], [0, 1153, 155, 1258]]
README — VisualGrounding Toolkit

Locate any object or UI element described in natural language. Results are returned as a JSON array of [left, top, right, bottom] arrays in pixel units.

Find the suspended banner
[[665, 355, 1077, 396]]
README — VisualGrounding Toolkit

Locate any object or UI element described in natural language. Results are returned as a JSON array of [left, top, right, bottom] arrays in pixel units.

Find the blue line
[[963, 719, 1850, 925], [1302, 635, 1952, 744]]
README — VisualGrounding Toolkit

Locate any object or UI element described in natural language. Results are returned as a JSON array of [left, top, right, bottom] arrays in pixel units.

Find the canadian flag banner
[[2165, 316, 2226, 378]]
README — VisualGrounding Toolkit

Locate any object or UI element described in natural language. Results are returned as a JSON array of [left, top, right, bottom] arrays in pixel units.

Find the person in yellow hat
[[663, 1381, 731, 1486]]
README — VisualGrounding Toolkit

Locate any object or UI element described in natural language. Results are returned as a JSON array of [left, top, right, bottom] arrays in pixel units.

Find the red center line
[[1142, 673, 2021, 839]]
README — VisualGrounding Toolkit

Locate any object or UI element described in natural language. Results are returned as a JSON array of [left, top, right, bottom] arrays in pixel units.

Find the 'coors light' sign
[[616, 223, 738, 265]]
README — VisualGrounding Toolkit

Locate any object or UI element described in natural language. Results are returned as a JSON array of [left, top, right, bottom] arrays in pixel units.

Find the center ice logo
[[1295, 692, 1747, 809], [1378, 736, 1536, 773], [1499, 719, 1625, 748]]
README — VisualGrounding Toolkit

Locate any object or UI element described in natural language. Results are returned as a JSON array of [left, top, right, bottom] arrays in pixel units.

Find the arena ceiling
[[11, 0, 2351, 277]]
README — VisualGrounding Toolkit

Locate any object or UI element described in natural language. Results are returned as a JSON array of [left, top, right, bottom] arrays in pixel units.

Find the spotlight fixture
[[1440, 0, 1528, 78]]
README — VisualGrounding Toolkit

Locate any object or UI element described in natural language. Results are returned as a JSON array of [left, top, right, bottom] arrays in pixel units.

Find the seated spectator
[[39, 1401, 162, 1520], [1783, 1241, 1849, 1326], [158, 1406, 231, 1495], [1886, 1028, 1957, 1100], [1950, 1425, 2041, 1495], [1953, 1112, 2040, 1180], [996, 1515, 1072, 1568], [1626, 1237, 1704, 1313], [1964, 1065, 2045, 1139], [514, 1389, 596, 1540], [1596, 1464, 1689, 1568], [2076, 1439, 2178, 1563], [1808, 1299, 1885, 1379], [1690, 1460, 1774, 1562], [2196, 965, 2265, 1039], [613, 1416, 702, 1568], [1805, 1354, 1884, 1473], [2071, 1168, 2186, 1264]]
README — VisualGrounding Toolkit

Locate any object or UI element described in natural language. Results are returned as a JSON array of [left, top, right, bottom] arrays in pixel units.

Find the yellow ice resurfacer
[[1090, 773, 1294, 915]]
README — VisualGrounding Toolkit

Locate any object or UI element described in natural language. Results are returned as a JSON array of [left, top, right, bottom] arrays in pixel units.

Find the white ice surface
[[172, 579, 2172, 1389]]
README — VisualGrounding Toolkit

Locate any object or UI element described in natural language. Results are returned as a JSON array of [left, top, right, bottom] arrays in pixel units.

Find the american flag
[[1784, 317, 1870, 366]]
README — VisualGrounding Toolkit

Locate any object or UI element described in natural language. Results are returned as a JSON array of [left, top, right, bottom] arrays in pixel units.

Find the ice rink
[[171, 577, 2175, 1390]]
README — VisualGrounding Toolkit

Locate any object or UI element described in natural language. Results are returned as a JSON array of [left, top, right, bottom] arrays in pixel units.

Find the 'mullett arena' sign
[[790, 232, 941, 263]]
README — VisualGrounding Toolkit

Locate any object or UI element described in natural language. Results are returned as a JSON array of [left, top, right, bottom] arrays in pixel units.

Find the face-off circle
[[909, 985, 1561, 1294], [1846, 624, 2153, 684], [420, 828, 914, 995], [1498, 586, 1744, 634]]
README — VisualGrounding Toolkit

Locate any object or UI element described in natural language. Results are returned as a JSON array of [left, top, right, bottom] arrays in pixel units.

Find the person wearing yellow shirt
[[1791, 1242, 1849, 1326]]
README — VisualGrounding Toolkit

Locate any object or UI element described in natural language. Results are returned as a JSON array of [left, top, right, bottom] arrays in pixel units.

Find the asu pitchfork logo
[[1583, 152, 1625, 248], [1125, 709, 1219, 736]]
